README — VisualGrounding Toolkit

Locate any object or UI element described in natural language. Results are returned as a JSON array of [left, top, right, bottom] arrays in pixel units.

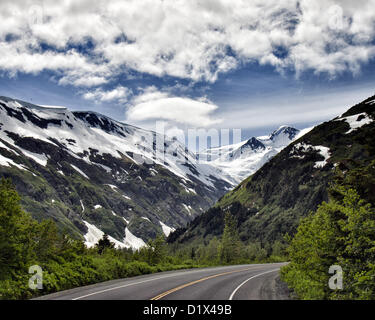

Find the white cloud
[[0, 0, 374, 91], [83, 86, 132, 103], [126, 88, 222, 127]]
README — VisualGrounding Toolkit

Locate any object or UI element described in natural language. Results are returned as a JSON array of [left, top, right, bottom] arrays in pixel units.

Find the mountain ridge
[[0, 95, 233, 249], [198, 125, 304, 184], [170, 94, 375, 245]]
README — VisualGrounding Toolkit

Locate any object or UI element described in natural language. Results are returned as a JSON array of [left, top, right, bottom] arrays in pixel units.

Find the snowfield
[[199, 126, 306, 183], [83, 220, 126, 249], [83, 220, 146, 250], [123, 227, 146, 250], [159, 221, 176, 237], [0, 96, 231, 189]]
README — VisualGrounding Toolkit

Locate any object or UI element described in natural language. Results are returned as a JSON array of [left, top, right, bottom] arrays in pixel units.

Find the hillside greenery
[[0, 178, 284, 300], [281, 161, 375, 299]]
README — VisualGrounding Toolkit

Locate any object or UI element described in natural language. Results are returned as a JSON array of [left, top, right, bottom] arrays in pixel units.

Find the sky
[[0, 0, 375, 142]]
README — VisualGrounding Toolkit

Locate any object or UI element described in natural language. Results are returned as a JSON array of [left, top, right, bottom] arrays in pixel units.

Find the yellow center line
[[150, 266, 263, 300]]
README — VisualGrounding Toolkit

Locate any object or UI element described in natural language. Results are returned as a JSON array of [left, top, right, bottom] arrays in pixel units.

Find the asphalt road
[[35, 262, 289, 300]]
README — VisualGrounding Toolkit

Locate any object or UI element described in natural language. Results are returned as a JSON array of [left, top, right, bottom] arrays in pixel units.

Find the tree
[[145, 234, 167, 265], [204, 237, 220, 264], [96, 234, 115, 254], [282, 184, 375, 299], [218, 212, 242, 264], [0, 178, 37, 279]]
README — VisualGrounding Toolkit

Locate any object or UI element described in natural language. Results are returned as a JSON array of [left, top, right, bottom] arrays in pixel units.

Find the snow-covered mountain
[[0, 96, 233, 249], [198, 126, 312, 184]]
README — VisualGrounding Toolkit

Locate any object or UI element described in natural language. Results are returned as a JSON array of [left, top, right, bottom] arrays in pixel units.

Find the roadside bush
[[282, 184, 375, 300]]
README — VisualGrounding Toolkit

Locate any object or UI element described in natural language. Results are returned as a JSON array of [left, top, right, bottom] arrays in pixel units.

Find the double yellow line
[[150, 267, 258, 300]]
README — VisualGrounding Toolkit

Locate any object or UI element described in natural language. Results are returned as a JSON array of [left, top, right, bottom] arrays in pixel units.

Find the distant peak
[[242, 137, 265, 150], [270, 125, 299, 141]]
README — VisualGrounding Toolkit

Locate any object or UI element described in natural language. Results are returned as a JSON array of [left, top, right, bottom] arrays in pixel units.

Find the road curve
[[34, 262, 289, 300]]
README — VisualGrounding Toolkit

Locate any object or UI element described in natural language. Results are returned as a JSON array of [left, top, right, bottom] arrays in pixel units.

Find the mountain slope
[[198, 126, 305, 184], [0, 96, 233, 248], [170, 94, 375, 245]]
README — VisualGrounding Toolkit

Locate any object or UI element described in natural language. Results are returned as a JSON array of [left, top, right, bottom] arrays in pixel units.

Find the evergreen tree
[[0, 178, 36, 279], [96, 234, 115, 254], [145, 234, 167, 265], [218, 212, 241, 264], [282, 184, 375, 299], [205, 237, 220, 264]]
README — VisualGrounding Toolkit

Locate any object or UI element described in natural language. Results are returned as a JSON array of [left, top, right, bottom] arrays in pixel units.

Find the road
[[35, 262, 289, 300]]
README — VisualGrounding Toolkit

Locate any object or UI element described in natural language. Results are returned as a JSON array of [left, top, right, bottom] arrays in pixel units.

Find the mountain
[[198, 126, 306, 184], [0, 96, 233, 249], [169, 94, 375, 245]]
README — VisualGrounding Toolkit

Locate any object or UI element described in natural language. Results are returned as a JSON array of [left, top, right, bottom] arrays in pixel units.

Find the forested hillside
[[171, 95, 375, 246]]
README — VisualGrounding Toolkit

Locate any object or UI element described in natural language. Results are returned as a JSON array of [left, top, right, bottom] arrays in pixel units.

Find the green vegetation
[[218, 212, 242, 263], [0, 178, 283, 300], [169, 211, 288, 266], [281, 163, 375, 299], [0, 178, 205, 300]]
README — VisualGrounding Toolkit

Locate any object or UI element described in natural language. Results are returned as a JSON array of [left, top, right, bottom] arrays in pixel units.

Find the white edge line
[[72, 266, 247, 300], [72, 274, 189, 300], [72, 265, 280, 300], [228, 268, 280, 300]]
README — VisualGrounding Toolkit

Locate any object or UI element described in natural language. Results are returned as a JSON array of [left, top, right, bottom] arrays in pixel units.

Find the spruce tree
[[96, 234, 115, 254], [218, 212, 241, 264]]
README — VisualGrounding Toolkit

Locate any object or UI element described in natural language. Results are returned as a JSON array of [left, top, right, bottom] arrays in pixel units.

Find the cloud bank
[[1, 0, 375, 100], [127, 87, 221, 129]]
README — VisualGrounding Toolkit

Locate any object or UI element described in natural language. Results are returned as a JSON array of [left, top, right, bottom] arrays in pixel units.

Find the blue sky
[[1, 0, 375, 142]]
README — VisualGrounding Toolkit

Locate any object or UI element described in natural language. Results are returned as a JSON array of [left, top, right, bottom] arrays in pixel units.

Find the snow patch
[[294, 126, 314, 140], [82, 220, 127, 249], [0, 154, 29, 171], [314, 146, 331, 168], [94, 163, 112, 173], [291, 143, 331, 168], [188, 188, 197, 195], [105, 184, 118, 192], [149, 168, 158, 176], [159, 221, 175, 237], [19, 148, 48, 166], [71, 164, 89, 179], [338, 113, 373, 134], [39, 105, 67, 110], [122, 217, 129, 224], [182, 203, 192, 215], [123, 227, 146, 250], [80, 200, 85, 213], [365, 98, 375, 105], [0, 141, 19, 154]]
